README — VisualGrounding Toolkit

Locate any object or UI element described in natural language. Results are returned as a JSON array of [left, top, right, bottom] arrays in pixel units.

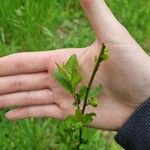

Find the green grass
[[0, 0, 150, 149]]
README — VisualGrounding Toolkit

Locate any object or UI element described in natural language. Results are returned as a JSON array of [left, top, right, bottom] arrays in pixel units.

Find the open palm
[[0, 0, 150, 131]]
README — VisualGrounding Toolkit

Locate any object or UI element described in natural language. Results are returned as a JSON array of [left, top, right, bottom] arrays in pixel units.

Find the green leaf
[[75, 108, 83, 122], [83, 113, 96, 125], [79, 85, 102, 100], [79, 86, 87, 100], [66, 111, 96, 128], [65, 115, 76, 130], [88, 97, 98, 107], [101, 48, 109, 60], [54, 54, 82, 94], [54, 70, 73, 93], [56, 63, 71, 80], [65, 54, 78, 72], [82, 139, 89, 144], [71, 74, 81, 92], [65, 54, 81, 91], [74, 122, 83, 130], [89, 85, 102, 98], [65, 113, 83, 130]]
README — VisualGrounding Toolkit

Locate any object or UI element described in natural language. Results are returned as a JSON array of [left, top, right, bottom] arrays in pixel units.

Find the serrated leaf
[[88, 97, 98, 107], [74, 122, 83, 129], [65, 54, 81, 91], [75, 108, 83, 122], [89, 113, 96, 116], [71, 74, 81, 92], [65, 115, 76, 129], [56, 63, 66, 75], [79, 85, 102, 100], [56, 63, 71, 80], [65, 54, 78, 72], [66, 111, 96, 128], [89, 85, 102, 98], [65, 114, 83, 131], [54, 70, 73, 93], [79, 86, 87, 100], [54, 54, 82, 94], [83, 113, 96, 125]]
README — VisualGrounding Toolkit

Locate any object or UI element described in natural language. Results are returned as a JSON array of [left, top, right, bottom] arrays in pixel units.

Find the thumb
[[80, 0, 133, 45]]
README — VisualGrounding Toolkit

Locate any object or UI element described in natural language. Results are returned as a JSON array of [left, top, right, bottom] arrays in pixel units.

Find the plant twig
[[82, 43, 106, 114], [78, 43, 106, 148]]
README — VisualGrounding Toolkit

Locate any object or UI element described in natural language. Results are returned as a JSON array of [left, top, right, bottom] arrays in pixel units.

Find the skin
[[0, 0, 150, 131]]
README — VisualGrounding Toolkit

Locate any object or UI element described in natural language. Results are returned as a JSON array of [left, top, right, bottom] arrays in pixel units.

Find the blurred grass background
[[0, 0, 149, 149]]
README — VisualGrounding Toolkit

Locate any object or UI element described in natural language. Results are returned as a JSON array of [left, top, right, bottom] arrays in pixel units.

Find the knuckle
[[24, 91, 35, 105], [44, 89, 52, 99], [12, 76, 23, 91], [14, 63, 24, 73], [43, 89, 58, 104], [43, 74, 51, 86], [23, 108, 31, 117], [12, 53, 25, 72]]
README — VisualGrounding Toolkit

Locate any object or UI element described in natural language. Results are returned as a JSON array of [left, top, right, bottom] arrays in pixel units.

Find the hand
[[80, 0, 150, 130], [0, 0, 150, 131], [0, 48, 89, 121]]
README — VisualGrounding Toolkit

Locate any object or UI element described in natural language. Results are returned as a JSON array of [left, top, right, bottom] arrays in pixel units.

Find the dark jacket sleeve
[[115, 98, 150, 150]]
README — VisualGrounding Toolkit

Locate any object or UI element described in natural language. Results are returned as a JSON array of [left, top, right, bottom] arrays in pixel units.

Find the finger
[[0, 89, 56, 108], [0, 51, 50, 76], [0, 72, 51, 95], [80, 0, 134, 44], [5, 105, 64, 120]]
